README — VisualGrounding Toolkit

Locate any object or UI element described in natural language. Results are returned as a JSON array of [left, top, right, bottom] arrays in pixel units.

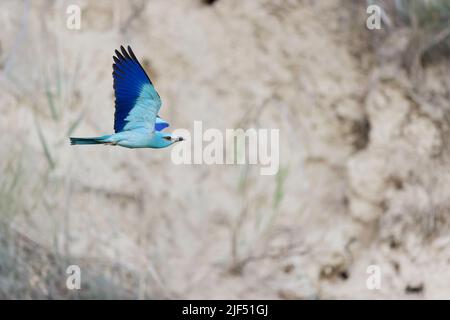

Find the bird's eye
[[163, 136, 172, 141]]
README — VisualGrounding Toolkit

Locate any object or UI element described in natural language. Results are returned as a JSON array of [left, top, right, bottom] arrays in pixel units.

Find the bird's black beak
[[178, 136, 184, 142]]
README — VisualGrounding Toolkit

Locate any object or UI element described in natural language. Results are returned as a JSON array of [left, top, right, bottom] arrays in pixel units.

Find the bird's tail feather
[[70, 136, 110, 145]]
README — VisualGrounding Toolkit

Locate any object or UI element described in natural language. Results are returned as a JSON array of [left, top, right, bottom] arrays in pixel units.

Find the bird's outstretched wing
[[155, 116, 169, 131], [112, 45, 161, 133]]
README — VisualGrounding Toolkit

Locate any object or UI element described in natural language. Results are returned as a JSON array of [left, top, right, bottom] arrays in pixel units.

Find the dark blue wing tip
[[155, 122, 169, 131], [112, 45, 153, 85]]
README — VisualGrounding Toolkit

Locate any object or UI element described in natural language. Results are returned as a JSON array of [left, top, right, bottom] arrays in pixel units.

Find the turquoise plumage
[[70, 45, 183, 149]]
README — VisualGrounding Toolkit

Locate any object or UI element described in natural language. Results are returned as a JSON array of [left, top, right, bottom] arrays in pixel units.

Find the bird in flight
[[70, 45, 183, 148]]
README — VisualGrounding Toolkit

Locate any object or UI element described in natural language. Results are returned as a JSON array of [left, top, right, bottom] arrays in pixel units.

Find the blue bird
[[70, 45, 183, 149]]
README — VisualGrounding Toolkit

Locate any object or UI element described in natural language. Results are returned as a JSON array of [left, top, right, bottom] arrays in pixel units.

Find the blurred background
[[1, 0, 450, 299]]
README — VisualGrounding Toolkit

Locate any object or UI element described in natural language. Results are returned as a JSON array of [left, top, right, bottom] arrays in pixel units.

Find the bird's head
[[156, 132, 184, 148]]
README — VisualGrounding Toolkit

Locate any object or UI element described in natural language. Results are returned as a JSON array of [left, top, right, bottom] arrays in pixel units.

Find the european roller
[[70, 45, 184, 148]]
